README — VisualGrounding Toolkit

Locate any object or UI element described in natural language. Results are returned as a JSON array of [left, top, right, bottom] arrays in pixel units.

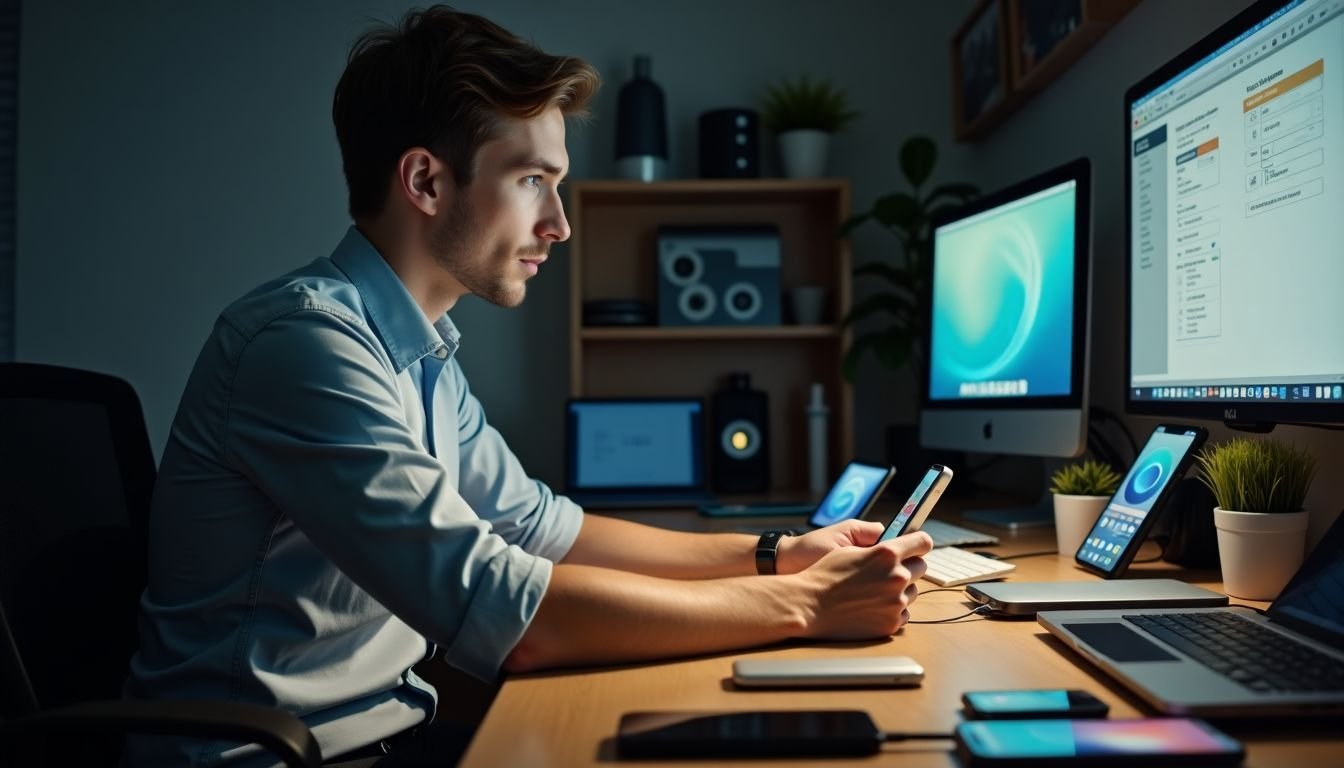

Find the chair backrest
[[0, 363, 155, 719]]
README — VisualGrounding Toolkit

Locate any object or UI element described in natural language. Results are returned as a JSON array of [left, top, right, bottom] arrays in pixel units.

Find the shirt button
[[433, 347, 448, 359]]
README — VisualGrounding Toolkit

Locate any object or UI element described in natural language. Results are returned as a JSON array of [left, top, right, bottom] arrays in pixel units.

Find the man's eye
[[523, 175, 543, 188]]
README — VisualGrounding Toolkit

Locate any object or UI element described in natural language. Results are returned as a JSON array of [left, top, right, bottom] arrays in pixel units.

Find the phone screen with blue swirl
[[1074, 424, 1207, 578]]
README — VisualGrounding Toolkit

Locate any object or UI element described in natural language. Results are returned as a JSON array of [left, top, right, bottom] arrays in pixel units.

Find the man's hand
[[793, 531, 934, 639], [775, 519, 885, 575]]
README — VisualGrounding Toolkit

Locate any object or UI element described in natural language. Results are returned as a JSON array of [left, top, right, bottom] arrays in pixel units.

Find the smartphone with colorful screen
[[877, 465, 954, 543], [1073, 424, 1207, 578], [955, 717, 1243, 766]]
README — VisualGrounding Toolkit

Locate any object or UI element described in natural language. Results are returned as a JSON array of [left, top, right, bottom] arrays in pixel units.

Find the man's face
[[430, 108, 571, 308]]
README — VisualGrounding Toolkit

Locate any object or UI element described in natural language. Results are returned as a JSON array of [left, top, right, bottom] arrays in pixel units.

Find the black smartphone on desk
[[1074, 423, 1207, 578], [616, 710, 881, 758], [954, 718, 1244, 766], [962, 689, 1108, 720]]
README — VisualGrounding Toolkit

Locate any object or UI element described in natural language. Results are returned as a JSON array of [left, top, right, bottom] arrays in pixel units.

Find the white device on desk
[[732, 656, 924, 688], [921, 547, 1016, 587], [920, 518, 999, 548], [967, 579, 1227, 617]]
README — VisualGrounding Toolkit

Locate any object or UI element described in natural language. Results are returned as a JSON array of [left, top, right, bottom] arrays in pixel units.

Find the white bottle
[[806, 383, 830, 493]]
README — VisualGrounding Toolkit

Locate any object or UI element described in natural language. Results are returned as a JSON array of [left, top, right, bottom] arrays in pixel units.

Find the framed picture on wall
[[952, 0, 1013, 141], [1009, 0, 1141, 94]]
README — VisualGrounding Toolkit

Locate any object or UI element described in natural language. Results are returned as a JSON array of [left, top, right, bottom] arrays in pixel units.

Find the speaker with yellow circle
[[711, 372, 770, 493]]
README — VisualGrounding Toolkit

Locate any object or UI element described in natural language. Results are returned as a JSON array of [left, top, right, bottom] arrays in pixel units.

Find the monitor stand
[[962, 457, 1065, 530]]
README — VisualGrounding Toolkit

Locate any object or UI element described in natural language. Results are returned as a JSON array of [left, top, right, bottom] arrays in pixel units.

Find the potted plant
[[759, 75, 858, 178], [1196, 438, 1317, 600], [838, 136, 978, 384], [1049, 460, 1122, 557]]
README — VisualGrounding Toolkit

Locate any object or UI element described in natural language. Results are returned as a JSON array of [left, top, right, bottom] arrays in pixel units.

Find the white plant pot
[[1053, 494, 1108, 559], [778, 129, 830, 178], [1213, 507, 1309, 600]]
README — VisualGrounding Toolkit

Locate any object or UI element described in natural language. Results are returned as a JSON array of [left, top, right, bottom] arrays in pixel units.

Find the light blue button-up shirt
[[126, 227, 583, 766]]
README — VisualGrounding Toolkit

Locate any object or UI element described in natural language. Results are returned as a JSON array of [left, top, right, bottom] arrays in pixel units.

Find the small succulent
[[1050, 460, 1123, 497]]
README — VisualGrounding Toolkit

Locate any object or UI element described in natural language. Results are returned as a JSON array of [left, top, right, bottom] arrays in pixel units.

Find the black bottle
[[615, 55, 668, 181]]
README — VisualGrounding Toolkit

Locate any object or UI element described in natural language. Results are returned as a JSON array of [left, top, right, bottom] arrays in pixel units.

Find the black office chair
[[0, 363, 324, 767]]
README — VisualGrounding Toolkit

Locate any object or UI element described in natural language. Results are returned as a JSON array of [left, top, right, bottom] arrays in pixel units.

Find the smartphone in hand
[[878, 464, 954, 543]]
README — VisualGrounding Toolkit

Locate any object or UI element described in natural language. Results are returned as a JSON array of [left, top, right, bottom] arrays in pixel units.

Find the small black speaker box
[[711, 372, 770, 493], [698, 108, 760, 178]]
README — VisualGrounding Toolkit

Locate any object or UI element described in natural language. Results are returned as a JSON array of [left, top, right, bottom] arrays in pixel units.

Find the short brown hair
[[332, 6, 600, 219]]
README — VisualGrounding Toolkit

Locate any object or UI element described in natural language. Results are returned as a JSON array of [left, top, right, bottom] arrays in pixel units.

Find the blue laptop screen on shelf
[[568, 400, 703, 490]]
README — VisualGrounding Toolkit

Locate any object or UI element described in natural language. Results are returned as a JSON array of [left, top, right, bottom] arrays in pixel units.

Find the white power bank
[[732, 656, 925, 688]]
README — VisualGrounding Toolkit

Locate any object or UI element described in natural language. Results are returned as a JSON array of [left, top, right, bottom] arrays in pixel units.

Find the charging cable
[[908, 588, 993, 624], [880, 731, 955, 742]]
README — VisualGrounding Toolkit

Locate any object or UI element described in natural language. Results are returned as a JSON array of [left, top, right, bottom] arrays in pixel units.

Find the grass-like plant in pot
[[1049, 460, 1122, 557], [759, 75, 858, 178], [1050, 460, 1122, 497], [1196, 437, 1317, 600]]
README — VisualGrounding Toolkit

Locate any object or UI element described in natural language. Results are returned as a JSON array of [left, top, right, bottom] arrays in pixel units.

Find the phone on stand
[[732, 656, 923, 688], [878, 464, 954, 543], [617, 710, 882, 758], [962, 689, 1108, 720], [954, 718, 1244, 766], [1073, 424, 1207, 578]]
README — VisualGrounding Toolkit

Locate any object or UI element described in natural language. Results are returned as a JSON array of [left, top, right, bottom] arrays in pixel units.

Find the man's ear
[[394, 147, 454, 216]]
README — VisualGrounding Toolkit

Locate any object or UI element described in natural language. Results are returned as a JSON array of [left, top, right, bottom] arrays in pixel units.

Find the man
[[127, 6, 931, 766]]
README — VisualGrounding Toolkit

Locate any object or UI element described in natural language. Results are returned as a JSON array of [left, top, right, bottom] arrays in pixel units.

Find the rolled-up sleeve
[[449, 359, 583, 563], [223, 306, 546, 680]]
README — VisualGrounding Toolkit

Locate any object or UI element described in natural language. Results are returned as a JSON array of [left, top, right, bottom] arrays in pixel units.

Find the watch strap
[[755, 529, 796, 575]]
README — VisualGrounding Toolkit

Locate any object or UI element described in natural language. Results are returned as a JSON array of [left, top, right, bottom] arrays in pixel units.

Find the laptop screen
[[566, 399, 705, 492], [1268, 512, 1344, 651]]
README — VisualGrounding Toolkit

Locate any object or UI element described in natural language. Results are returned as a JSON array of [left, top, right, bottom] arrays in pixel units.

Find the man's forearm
[[562, 513, 761, 579], [502, 563, 809, 672]]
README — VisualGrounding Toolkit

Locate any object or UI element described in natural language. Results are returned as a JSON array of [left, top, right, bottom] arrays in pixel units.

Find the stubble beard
[[429, 196, 539, 309]]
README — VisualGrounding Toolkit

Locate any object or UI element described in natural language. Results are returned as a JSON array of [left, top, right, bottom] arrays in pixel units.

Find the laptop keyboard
[[1124, 612, 1344, 693]]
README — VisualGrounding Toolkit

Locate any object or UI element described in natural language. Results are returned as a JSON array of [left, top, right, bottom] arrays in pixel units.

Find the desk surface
[[459, 508, 1338, 767]]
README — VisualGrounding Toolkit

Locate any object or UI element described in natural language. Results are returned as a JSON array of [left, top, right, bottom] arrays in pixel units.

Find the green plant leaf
[[836, 212, 872, 238], [842, 333, 882, 382], [840, 293, 915, 327], [874, 329, 914, 370], [900, 137, 937, 188], [923, 182, 979, 206], [872, 193, 920, 231], [852, 261, 909, 286], [760, 75, 859, 133]]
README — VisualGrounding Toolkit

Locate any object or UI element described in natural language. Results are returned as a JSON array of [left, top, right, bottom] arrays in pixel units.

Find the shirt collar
[[330, 226, 461, 373]]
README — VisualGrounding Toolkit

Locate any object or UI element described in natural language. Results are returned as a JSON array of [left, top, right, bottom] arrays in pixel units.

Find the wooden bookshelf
[[567, 178, 854, 494]]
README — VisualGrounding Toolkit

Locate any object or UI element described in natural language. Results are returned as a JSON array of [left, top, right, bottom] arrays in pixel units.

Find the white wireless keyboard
[[920, 546, 1016, 587]]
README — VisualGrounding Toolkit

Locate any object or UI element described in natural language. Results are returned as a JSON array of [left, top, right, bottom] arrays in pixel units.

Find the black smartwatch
[[755, 530, 797, 575]]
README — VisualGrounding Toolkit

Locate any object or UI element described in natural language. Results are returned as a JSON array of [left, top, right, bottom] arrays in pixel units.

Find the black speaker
[[698, 108, 760, 178], [657, 226, 781, 326], [711, 372, 770, 493]]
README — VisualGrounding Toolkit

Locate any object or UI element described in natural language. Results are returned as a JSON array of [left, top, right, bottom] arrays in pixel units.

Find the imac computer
[[920, 158, 1093, 527], [1126, 0, 1344, 429]]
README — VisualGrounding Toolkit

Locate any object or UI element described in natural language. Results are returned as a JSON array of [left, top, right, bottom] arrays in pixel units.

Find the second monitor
[[919, 158, 1093, 526]]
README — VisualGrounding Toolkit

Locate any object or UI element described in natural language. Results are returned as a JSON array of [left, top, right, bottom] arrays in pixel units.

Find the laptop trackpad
[[1065, 623, 1179, 662]]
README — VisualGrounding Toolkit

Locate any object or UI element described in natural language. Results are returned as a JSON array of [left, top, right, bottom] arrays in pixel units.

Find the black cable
[[909, 604, 993, 624], [981, 549, 1057, 561], [881, 731, 955, 742]]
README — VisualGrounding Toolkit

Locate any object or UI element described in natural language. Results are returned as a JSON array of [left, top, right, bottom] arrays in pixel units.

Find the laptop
[[1038, 511, 1344, 717], [563, 398, 716, 509]]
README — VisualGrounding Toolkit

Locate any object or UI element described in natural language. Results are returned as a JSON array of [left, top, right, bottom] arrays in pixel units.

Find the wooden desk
[[460, 510, 1338, 767]]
